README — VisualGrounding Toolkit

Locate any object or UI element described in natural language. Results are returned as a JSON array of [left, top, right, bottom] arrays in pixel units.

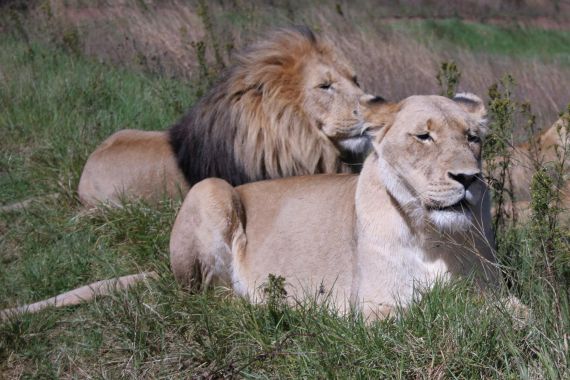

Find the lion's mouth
[[337, 129, 372, 154], [360, 123, 373, 137]]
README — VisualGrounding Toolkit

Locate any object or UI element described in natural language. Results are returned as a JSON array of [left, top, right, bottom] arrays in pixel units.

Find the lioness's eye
[[415, 133, 433, 142], [319, 82, 333, 90], [467, 134, 481, 143]]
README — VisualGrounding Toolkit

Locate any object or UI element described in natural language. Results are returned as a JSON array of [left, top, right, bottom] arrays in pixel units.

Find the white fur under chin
[[429, 208, 473, 232], [338, 136, 371, 154]]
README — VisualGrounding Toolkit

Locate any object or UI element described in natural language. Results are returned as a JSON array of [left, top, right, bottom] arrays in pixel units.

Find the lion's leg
[[78, 129, 189, 207], [169, 178, 245, 291]]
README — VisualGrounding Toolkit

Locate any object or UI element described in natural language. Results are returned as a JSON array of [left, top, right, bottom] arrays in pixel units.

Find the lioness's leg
[[170, 178, 246, 290]]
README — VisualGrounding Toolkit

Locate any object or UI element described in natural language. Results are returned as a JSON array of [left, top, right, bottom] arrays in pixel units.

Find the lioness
[[488, 117, 569, 222], [78, 27, 380, 206], [170, 93, 500, 319], [510, 117, 568, 201]]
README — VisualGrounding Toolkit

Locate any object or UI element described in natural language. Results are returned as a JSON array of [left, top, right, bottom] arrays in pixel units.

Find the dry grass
[[340, 31, 569, 131], [3, 0, 568, 130]]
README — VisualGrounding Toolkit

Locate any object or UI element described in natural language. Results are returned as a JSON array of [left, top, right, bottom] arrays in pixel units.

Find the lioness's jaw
[[426, 176, 486, 232]]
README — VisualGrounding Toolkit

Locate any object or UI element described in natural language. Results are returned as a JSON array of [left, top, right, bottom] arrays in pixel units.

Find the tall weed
[[484, 75, 517, 231], [436, 60, 461, 98]]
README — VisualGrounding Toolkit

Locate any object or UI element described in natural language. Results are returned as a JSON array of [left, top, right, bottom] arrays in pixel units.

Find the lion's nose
[[448, 171, 480, 189]]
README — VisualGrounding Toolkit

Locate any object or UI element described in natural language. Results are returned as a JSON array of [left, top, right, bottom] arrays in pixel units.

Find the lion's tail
[[0, 271, 158, 321]]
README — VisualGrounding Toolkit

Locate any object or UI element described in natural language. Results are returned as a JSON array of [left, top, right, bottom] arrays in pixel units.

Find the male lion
[[78, 130, 189, 206], [78, 27, 380, 206], [169, 93, 500, 319]]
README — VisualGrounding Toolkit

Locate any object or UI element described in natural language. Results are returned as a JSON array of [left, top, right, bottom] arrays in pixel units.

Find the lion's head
[[169, 27, 379, 186], [371, 93, 489, 231]]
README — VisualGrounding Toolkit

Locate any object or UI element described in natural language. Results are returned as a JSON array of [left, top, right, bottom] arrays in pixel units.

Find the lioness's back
[[235, 174, 358, 241], [234, 174, 359, 292]]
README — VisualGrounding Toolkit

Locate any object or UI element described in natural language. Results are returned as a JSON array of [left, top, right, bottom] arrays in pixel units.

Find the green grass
[[0, 38, 194, 206], [0, 34, 192, 298], [0, 37, 568, 377], [394, 19, 570, 63]]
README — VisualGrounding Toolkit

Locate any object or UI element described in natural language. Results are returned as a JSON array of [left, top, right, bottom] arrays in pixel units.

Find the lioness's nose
[[448, 171, 480, 189]]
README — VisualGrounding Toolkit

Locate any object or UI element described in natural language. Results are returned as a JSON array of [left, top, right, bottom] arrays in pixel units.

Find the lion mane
[[169, 26, 366, 186]]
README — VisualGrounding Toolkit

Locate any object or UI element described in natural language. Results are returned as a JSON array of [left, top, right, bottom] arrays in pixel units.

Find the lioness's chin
[[337, 135, 371, 154], [428, 209, 473, 232]]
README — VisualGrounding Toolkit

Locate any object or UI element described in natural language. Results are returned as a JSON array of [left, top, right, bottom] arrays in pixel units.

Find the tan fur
[[78, 28, 377, 206], [78, 130, 189, 206], [169, 94, 500, 320], [510, 117, 568, 200], [1, 272, 157, 320], [490, 117, 569, 221]]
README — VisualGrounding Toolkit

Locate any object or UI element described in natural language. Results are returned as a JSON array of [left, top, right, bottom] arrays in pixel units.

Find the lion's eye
[[467, 134, 481, 143], [319, 82, 333, 90], [415, 133, 433, 142]]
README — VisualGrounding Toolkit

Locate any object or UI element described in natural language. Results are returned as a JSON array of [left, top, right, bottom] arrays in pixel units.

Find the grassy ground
[[1, 2, 569, 377]]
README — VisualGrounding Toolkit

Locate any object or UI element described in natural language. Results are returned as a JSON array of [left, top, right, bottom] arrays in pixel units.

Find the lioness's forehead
[[397, 96, 479, 131]]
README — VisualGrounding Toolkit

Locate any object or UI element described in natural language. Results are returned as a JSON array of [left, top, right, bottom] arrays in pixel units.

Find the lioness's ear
[[453, 92, 488, 136], [362, 96, 398, 140], [453, 93, 487, 120]]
